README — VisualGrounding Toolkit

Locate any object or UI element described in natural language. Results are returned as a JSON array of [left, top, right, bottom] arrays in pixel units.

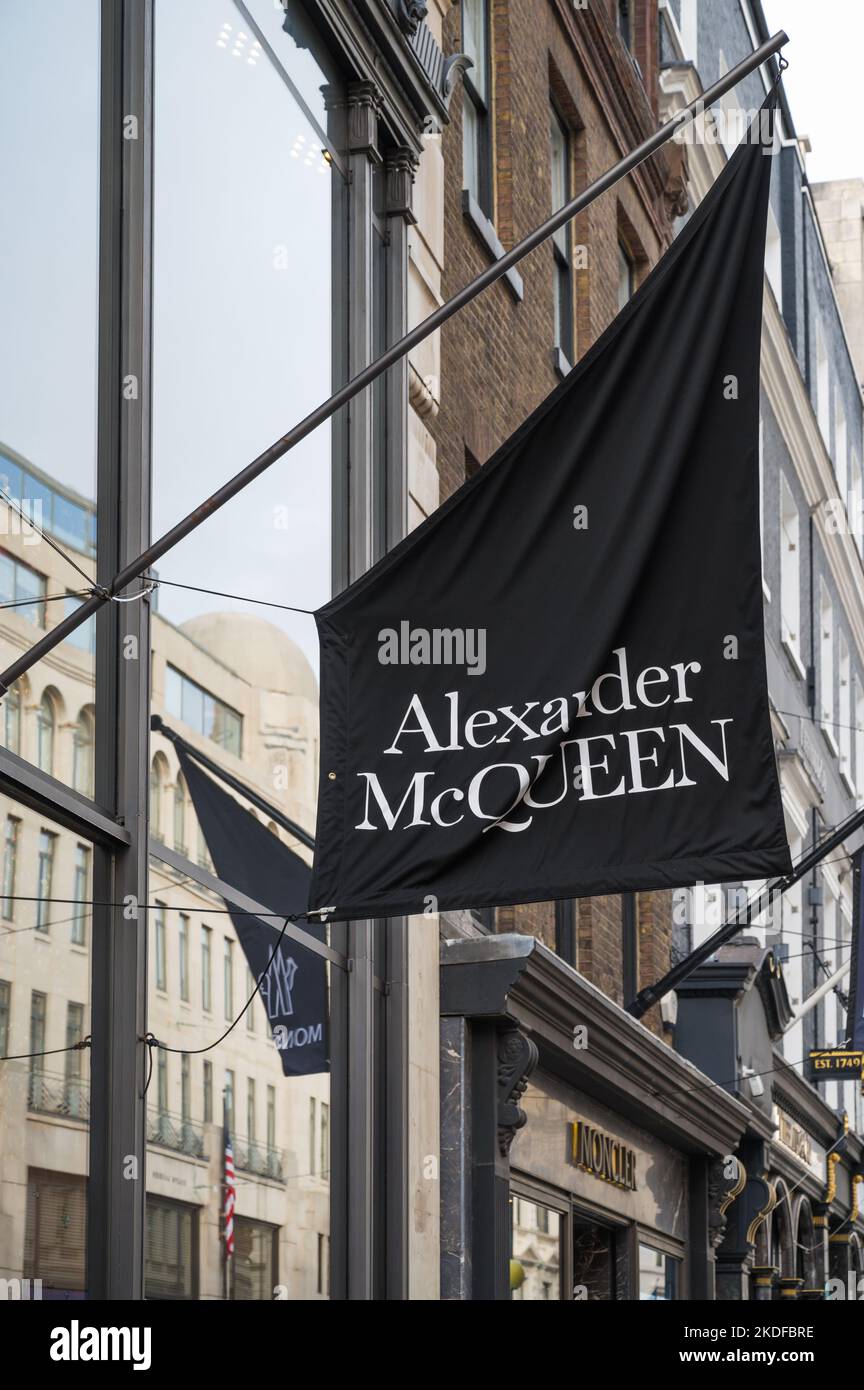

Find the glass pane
[[511, 1198, 561, 1299], [572, 1211, 615, 1300], [550, 109, 570, 260], [550, 111, 567, 211], [462, 0, 487, 104], [147, 0, 338, 1298], [146, 1198, 196, 1299], [151, 0, 340, 661], [639, 1242, 679, 1300], [463, 97, 480, 205], [0, 796, 92, 1297], [0, 2, 99, 792], [233, 1217, 277, 1301]]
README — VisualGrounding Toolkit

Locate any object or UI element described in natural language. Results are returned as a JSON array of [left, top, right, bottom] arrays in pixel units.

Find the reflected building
[[0, 444, 329, 1299]]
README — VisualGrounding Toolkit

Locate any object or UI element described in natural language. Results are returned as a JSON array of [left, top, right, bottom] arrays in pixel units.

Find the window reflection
[[639, 1242, 680, 1300], [0, 2, 99, 796], [36, 693, 56, 775], [146, 0, 338, 1300], [511, 1197, 561, 1299], [0, 796, 93, 1296]]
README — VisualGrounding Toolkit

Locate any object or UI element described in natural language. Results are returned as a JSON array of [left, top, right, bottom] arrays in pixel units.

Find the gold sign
[[776, 1108, 811, 1166], [806, 1049, 864, 1082], [570, 1120, 637, 1191]]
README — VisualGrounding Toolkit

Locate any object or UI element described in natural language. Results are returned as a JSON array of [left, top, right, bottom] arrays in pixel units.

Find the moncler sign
[[570, 1121, 637, 1191], [310, 95, 791, 922]]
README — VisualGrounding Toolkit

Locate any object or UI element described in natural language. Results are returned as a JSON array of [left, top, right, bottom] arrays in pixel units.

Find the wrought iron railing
[[146, 1108, 207, 1159], [232, 1135, 285, 1182], [27, 1070, 90, 1121]]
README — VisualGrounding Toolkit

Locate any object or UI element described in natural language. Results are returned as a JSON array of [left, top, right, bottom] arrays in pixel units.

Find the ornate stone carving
[[443, 53, 473, 111], [395, 0, 429, 38], [346, 81, 384, 160], [662, 139, 690, 220], [496, 1026, 538, 1156], [708, 1155, 746, 1249], [385, 146, 419, 223], [746, 1179, 779, 1246], [409, 364, 439, 421]]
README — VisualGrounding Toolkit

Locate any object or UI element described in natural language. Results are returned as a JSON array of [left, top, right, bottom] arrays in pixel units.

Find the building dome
[[179, 611, 319, 703]]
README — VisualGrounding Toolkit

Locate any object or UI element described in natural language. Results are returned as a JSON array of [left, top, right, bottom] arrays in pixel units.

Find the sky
[[762, 0, 864, 183], [0, 0, 334, 676]]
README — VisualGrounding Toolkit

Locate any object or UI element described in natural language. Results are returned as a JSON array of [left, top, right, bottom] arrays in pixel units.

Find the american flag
[[223, 1129, 236, 1258]]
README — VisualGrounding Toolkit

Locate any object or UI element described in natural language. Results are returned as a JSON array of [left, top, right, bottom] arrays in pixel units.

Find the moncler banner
[[177, 748, 327, 1075], [310, 96, 792, 922]]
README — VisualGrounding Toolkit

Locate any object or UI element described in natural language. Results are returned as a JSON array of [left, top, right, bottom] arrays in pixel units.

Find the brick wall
[[432, 0, 678, 1037]]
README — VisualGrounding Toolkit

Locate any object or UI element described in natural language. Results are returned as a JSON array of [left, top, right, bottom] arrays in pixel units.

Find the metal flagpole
[[626, 802, 864, 1019], [151, 713, 315, 850], [788, 959, 851, 1024], [0, 31, 789, 697]]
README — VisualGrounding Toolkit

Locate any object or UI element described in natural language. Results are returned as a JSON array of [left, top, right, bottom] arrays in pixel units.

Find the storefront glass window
[[145, 1198, 198, 1299], [148, 1, 342, 1298], [0, 2, 100, 791], [572, 1210, 616, 1300], [233, 1217, 278, 1301], [511, 1198, 562, 1299], [638, 1243, 680, 1300], [0, 797, 93, 1296]]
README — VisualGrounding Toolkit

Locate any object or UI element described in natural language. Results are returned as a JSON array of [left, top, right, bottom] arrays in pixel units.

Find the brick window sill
[[553, 346, 573, 380]]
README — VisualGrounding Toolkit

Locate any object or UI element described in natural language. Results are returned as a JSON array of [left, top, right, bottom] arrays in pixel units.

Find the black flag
[[850, 850, 864, 1052], [177, 747, 327, 1076], [310, 100, 792, 922]]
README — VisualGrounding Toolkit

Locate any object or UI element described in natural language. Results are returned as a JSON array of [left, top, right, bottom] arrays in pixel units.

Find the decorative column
[[824, 1140, 848, 1297], [715, 1149, 776, 1300], [440, 1016, 539, 1299], [704, 1155, 746, 1300], [828, 1219, 853, 1290], [751, 1266, 778, 1300], [439, 935, 538, 1300], [778, 1275, 804, 1300], [383, 144, 419, 554], [471, 1020, 538, 1300], [321, 76, 383, 1300]]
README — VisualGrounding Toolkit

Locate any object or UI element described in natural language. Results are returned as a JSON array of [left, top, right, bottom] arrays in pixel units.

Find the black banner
[[310, 101, 792, 922], [849, 848, 864, 1052], [178, 747, 327, 1076]]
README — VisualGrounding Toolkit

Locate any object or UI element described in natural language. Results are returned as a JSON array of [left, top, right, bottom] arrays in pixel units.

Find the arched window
[[174, 773, 186, 854], [73, 709, 95, 797], [1, 681, 21, 755], [36, 692, 55, 775], [150, 758, 163, 840], [197, 821, 213, 873]]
